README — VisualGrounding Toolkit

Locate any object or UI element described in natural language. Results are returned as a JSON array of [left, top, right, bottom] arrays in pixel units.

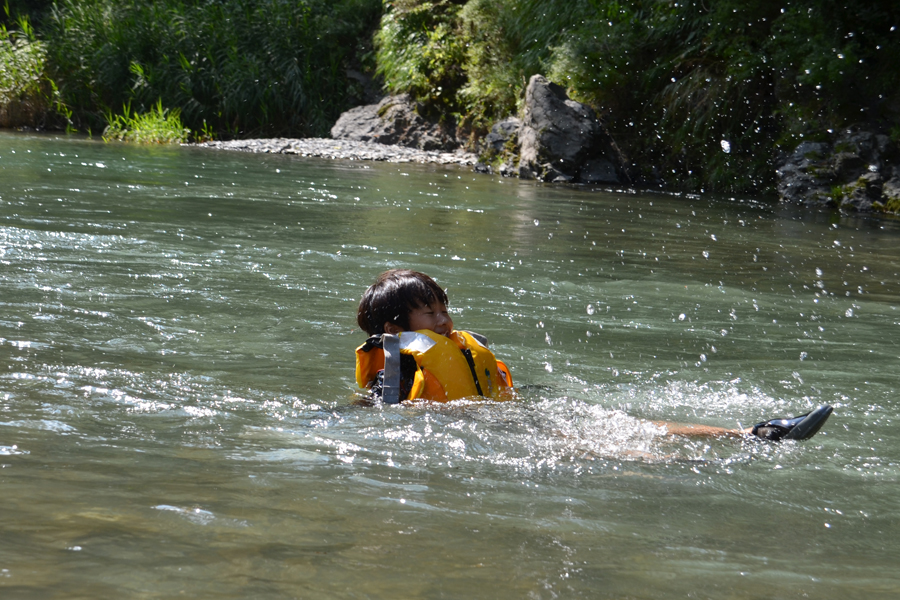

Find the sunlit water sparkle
[[2, 131, 900, 598]]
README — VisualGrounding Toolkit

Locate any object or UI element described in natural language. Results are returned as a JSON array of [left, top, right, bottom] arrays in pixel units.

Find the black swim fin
[[751, 405, 834, 441]]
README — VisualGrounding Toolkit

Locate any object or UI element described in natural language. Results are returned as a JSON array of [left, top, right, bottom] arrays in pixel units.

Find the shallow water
[[2, 130, 899, 598]]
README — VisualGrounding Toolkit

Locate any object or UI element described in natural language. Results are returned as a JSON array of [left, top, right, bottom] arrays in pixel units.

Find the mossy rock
[[834, 141, 856, 154]]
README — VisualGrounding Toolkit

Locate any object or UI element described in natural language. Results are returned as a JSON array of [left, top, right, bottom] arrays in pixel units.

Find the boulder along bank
[[196, 74, 900, 215]]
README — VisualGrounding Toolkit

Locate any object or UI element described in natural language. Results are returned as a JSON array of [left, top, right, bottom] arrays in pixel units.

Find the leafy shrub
[[543, 0, 784, 191], [459, 0, 579, 124], [0, 16, 51, 127], [46, 0, 381, 138], [376, 0, 900, 194], [375, 0, 468, 118]]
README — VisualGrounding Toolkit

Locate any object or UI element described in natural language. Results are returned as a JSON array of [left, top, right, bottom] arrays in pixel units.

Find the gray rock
[[833, 152, 866, 180], [330, 94, 459, 151], [775, 127, 900, 212], [883, 177, 900, 202], [518, 75, 622, 184], [517, 163, 535, 180], [859, 171, 884, 196], [835, 130, 881, 162], [776, 170, 831, 205], [498, 161, 517, 178], [791, 141, 829, 161], [483, 117, 521, 153], [579, 158, 619, 184], [839, 172, 883, 211]]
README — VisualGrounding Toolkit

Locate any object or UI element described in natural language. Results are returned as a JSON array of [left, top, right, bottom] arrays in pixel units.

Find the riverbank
[[6, 1, 898, 199], [191, 137, 478, 166]]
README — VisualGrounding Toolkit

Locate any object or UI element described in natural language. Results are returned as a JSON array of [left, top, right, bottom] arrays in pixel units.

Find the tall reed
[[46, 0, 381, 138], [0, 14, 51, 128]]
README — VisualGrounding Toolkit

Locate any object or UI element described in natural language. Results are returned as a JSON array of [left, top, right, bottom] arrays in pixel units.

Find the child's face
[[404, 300, 453, 336]]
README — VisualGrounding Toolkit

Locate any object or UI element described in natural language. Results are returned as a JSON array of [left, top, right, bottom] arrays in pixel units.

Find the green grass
[[44, 0, 381, 138], [0, 14, 50, 127], [102, 99, 189, 144]]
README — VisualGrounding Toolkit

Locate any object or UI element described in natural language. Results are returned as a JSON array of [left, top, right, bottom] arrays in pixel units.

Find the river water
[[2, 130, 899, 598]]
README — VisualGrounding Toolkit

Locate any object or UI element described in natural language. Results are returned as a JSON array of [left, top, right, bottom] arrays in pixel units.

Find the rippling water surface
[[2, 131, 899, 598]]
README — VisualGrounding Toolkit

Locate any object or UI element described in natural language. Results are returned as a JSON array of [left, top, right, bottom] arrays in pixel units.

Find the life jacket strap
[[460, 348, 485, 397], [381, 333, 401, 405]]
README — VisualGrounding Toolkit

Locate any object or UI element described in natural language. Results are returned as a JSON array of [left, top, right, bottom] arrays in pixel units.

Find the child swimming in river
[[355, 269, 832, 441]]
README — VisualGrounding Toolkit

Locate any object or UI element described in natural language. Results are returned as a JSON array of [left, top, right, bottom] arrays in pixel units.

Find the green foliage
[[375, 1, 468, 117], [375, 0, 900, 194], [102, 98, 189, 144], [878, 197, 900, 215], [1, 0, 52, 31], [460, 0, 556, 127], [828, 184, 846, 206], [0, 17, 43, 102], [548, 0, 786, 192], [45, 0, 381, 138], [0, 13, 53, 127], [459, 0, 573, 126], [15, 0, 898, 195]]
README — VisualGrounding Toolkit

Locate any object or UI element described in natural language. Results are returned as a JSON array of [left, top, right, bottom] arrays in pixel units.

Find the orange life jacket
[[355, 329, 514, 403]]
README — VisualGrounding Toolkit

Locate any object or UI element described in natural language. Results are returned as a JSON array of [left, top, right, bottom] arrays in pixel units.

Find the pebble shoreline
[[191, 137, 479, 166]]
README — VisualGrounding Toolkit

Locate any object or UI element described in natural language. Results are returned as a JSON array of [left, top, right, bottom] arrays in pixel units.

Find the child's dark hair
[[357, 269, 449, 335]]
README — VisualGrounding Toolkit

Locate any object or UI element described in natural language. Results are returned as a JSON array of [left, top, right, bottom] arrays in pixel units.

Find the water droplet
[[700, 354, 707, 362], [815, 267, 823, 277], [544, 362, 553, 373], [534, 219, 540, 226], [678, 313, 686, 321], [845, 308, 853, 317], [545, 332, 552, 345], [702, 251, 709, 259], [800, 351, 808, 361], [586, 304, 595, 315], [720, 140, 731, 153]]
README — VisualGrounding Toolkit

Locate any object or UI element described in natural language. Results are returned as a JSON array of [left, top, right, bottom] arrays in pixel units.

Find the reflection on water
[[2, 131, 900, 598]]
